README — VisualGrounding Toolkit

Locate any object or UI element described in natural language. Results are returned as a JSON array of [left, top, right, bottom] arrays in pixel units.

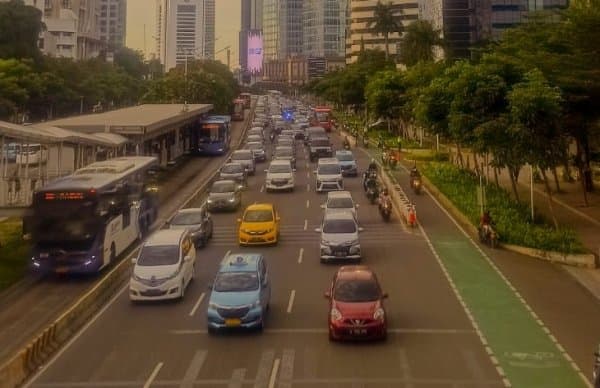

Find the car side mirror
[[313, 170, 317, 174], [184, 255, 192, 262], [293, 168, 297, 172], [207, 283, 213, 290], [324, 291, 331, 299], [320, 204, 325, 209], [314, 227, 322, 233], [355, 204, 360, 208], [382, 292, 389, 299], [237, 218, 242, 223], [358, 227, 364, 232], [264, 169, 268, 173], [131, 258, 137, 265], [276, 216, 281, 221]]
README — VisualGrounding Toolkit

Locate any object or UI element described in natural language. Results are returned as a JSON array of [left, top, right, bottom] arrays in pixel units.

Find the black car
[[309, 138, 333, 162]]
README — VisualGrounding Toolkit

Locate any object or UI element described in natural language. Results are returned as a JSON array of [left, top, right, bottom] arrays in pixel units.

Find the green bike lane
[[362, 146, 590, 387]]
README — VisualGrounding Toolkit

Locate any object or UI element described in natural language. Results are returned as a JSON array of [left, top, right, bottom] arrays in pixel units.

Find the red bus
[[232, 99, 245, 121], [311, 106, 334, 132], [239, 93, 252, 109]]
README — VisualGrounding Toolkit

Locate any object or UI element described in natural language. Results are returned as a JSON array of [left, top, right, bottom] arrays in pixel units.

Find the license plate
[[350, 329, 367, 335], [55, 267, 69, 274], [39, 253, 49, 258], [225, 318, 241, 327], [336, 251, 345, 257]]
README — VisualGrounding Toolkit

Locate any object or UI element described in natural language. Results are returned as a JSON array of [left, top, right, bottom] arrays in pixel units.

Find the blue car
[[207, 253, 271, 332], [335, 150, 358, 177]]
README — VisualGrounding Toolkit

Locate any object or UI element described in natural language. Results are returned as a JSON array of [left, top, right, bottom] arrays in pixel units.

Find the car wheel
[[109, 244, 116, 263], [320, 258, 326, 264], [179, 280, 185, 300], [202, 234, 209, 247], [190, 264, 196, 281], [207, 326, 217, 335], [328, 329, 336, 342]]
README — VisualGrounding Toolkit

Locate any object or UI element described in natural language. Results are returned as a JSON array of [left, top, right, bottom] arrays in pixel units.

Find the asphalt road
[[0, 116, 250, 366], [26, 133, 506, 387]]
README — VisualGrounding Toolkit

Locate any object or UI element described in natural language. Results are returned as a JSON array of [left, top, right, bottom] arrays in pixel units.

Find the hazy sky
[[125, 0, 241, 68]]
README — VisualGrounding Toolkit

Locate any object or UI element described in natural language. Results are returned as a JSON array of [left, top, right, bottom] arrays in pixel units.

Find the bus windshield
[[199, 123, 226, 143], [316, 112, 330, 122], [32, 198, 101, 246]]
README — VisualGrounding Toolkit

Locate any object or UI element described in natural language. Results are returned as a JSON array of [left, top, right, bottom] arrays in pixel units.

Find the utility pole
[[227, 48, 230, 69]]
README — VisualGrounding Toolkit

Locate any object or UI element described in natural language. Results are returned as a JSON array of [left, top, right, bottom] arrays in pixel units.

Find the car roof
[[336, 150, 354, 157], [245, 203, 274, 211], [219, 253, 262, 273], [336, 265, 376, 281], [223, 162, 243, 168], [270, 159, 291, 166], [175, 207, 203, 214], [327, 191, 352, 199], [324, 210, 356, 221], [232, 149, 253, 155], [318, 158, 339, 165], [213, 179, 236, 186], [144, 229, 186, 247]]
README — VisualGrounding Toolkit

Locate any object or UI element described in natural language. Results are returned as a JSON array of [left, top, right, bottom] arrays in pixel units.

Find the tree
[[365, 70, 406, 122], [0, 0, 44, 60], [114, 47, 148, 79], [367, 1, 404, 61], [399, 20, 444, 66], [0, 58, 40, 121]]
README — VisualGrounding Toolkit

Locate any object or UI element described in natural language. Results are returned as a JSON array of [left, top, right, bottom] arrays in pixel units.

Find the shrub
[[0, 219, 30, 291], [423, 163, 585, 254]]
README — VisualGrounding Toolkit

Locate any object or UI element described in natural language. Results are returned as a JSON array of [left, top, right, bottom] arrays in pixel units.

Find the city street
[[26, 136, 506, 387]]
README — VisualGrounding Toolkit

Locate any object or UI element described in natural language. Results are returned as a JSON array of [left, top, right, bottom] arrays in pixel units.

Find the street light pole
[[530, 164, 535, 221]]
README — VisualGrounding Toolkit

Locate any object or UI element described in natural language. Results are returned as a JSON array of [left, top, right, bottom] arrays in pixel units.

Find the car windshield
[[137, 245, 179, 266], [323, 219, 356, 233], [211, 182, 235, 193], [337, 154, 354, 161], [333, 279, 381, 302], [275, 148, 292, 157], [244, 209, 273, 222], [328, 197, 354, 209], [312, 139, 330, 147], [269, 164, 291, 173], [214, 272, 259, 292], [232, 152, 252, 160], [247, 136, 262, 142], [171, 211, 203, 225], [318, 164, 340, 175], [222, 164, 243, 174]]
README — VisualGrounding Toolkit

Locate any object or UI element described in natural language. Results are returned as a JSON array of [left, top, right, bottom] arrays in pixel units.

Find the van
[[16, 144, 48, 165], [129, 229, 196, 301], [315, 158, 343, 192]]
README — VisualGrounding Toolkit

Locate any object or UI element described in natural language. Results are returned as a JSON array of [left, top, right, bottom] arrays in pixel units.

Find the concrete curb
[[0, 105, 256, 388]]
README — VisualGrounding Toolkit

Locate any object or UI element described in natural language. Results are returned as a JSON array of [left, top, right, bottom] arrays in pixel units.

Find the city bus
[[239, 93, 252, 109], [27, 156, 159, 274], [311, 106, 334, 132], [232, 98, 245, 121], [192, 116, 231, 156]]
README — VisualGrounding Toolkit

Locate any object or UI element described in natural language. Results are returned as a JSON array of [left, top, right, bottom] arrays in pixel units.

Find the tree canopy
[[0, 0, 43, 61]]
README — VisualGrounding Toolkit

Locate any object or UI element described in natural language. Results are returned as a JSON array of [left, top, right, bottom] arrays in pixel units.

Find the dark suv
[[309, 137, 333, 162]]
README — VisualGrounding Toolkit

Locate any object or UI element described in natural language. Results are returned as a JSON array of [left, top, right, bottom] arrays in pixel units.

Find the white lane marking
[[279, 349, 295, 388], [189, 292, 206, 317], [143, 362, 163, 388], [286, 290, 296, 313], [303, 219, 307, 231], [181, 350, 207, 388], [169, 327, 475, 335], [254, 350, 275, 388], [306, 199, 310, 208], [298, 248, 304, 264], [260, 185, 265, 193], [268, 358, 281, 388], [225, 250, 231, 258], [306, 183, 310, 192], [228, 368, 246, 388], [398, 349, 414, 388], [306, 172, 310, 178]]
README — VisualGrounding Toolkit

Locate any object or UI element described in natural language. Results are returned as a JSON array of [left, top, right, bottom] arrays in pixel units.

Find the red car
[[325, 265, 388, 341]]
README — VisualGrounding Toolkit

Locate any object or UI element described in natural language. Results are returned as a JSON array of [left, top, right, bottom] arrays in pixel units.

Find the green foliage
[[423, 162, 585, 253], [0, 219, 30, 291], [114, 47, 148, 79], [399, 20, 444, 66], [368, 1, 404, 60], [0, 0, 43, 60], [365, 70, 406, 119]]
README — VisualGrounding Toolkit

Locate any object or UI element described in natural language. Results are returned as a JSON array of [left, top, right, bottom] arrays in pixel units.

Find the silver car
[[207, 180, 242, 212], [219, 163, 247, 186], [273, 146, 296, 169], [315, 211, 363, 263], [246, 141, 267, 162], [230, 150, 256, 175], [167, 206, 213, 247]]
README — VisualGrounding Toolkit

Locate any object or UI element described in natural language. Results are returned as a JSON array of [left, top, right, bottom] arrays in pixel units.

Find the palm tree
[[367, 1, 404, 61], [399, 20, 444, 66]]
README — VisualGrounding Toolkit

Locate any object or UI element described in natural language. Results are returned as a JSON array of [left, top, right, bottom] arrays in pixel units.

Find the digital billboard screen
[[247, 30, 263, 74]]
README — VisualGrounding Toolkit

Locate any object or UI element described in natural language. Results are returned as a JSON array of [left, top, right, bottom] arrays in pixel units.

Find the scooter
[[379, 198, 392, 221], [478, 223, 499, 248], [411, 177, 422, 194], [343, 141, 351, 150], [389, 154, 398, 169], [381, 151, 389, 166], [366, 186, 379, 204]]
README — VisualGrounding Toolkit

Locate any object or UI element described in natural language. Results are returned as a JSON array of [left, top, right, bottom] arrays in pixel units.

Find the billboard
[[247, 30, 263, 74]]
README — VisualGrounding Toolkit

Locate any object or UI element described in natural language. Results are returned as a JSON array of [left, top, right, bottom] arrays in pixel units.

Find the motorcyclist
[[480, 210, 493, 238], [269, 131, 275, 143], [409, 165, 421, 187], [365, 176, 379, 199], [379, 188, 391, 209], [343, 136, 351, 149]]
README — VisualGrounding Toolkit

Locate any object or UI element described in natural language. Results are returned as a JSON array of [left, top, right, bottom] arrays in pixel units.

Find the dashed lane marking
[[298, 248, 304, 264], [181, 350, 207, 388], [143, 362, 163, 388], [268, 358, 281, 388], [306, 200, 310, 208], [188, 292, 205, 317], [286, 290, 296, 313], [303, 219, 308, 231]]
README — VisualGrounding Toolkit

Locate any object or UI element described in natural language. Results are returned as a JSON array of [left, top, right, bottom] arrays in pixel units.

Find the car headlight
[[250, 300, 261, 309], [330, 308, 343, 321], [320, 244, 332, 254], [349, 244, 361, 254], [228, 197, 236, 202], [266, 228, 274, 233], [207, 198, 213, 203], [165, 268, 181, 280], [132, 273, 144, 282], [373, 308, 385, 321]]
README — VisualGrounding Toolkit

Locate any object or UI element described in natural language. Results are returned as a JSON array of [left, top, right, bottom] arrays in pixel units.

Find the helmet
[[382, 188, 388, 195], [370, 158, 376, 164]]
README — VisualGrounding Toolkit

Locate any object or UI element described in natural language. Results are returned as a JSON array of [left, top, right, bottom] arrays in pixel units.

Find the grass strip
[[0, 219, 30, 291]]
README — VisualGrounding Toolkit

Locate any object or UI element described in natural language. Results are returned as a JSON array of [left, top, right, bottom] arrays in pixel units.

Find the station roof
[[0, 121, 129, 147], [44, 104, 213, 136]]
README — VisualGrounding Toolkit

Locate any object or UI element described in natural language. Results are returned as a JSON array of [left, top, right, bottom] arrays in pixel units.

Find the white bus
[[27, 156, 160, 274]]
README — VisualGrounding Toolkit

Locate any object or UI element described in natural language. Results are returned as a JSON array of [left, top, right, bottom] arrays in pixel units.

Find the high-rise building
[[262, 0, 303, 61], [239, 0, 263, 71], [303, 0, 348, 58], [99, 0, 127, 49], [345, 0, 419, 64], [156, 0, 216, 72]]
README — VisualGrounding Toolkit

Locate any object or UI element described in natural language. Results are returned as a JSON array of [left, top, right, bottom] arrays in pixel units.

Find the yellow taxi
[[238, 203, 280, 246]]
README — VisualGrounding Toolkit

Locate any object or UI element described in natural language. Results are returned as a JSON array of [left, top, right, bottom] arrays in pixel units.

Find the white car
[[265, 159, 295, 192], [315, 158, 343, 192], [230, 150, 256, 175], [321, 191, 359, 220], [130, 229, 196, 301], [316, 211, 363, 263]]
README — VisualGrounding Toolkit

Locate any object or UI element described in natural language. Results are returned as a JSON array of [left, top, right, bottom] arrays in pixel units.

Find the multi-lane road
[[21, 123, 600, 388]]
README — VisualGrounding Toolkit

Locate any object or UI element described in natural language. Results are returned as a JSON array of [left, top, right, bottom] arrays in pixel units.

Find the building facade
[[262, 0, 303, 61], [156, 0, 216, 72], [99, 0, 127, 49], [345, 0, 419, 64], [303, 0, 348, 58], [239, 0, 263, 72]]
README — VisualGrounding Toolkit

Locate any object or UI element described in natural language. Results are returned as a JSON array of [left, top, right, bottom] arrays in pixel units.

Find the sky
[[125, 0, 241, 68]]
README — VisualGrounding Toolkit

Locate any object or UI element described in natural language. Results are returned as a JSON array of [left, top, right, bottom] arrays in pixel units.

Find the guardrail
[[0, 104, 257, 388]]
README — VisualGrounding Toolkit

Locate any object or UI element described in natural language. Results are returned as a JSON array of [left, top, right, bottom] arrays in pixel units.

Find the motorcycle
[[411, 177, 422, 194], [379, 198, 392, 221], [389, 153, 398, 169], [478, 223, 499, 248], [343, 141, 351, 150], [362, 137, 369, 148], [366, 185, 379, 204], [381, 151, 389, 166]]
